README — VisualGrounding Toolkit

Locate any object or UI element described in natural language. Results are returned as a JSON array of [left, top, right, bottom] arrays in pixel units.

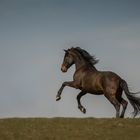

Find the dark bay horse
[[56, 47, 140, 118]]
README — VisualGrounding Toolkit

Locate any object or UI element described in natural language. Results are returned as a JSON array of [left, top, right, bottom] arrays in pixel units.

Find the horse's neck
[[75, 61, 86, 70], [74, 57, 97, 71]]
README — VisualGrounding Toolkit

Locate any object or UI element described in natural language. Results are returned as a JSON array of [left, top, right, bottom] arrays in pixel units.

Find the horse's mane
[[72, 47, 99, 66]]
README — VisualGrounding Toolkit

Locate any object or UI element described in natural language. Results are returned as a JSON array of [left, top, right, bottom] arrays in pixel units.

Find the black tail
[[121, 80, 140, 117]]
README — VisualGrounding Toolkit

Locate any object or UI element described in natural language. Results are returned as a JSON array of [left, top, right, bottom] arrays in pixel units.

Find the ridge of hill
[[0, 118, 140, 140]]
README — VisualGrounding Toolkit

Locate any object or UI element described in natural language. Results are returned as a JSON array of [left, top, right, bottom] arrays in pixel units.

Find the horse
[[56, 47, 140, 118]]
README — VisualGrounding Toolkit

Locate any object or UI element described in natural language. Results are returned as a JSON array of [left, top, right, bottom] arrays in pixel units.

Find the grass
[[0, 118, 140, 140]]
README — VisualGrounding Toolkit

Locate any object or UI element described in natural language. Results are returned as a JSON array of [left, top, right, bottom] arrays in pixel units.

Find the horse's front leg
[[56, 81, 78, 101], [77, 91, 87, 113]]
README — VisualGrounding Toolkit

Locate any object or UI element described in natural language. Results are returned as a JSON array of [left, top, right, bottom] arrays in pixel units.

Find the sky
[[0, 0, 140, 118]]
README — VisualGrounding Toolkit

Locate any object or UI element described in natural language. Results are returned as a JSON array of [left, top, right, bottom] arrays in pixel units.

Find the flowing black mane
[[73, 47, 99, 66]]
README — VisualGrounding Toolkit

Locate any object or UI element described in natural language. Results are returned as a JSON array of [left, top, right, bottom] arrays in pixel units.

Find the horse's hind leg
[[119, 98, 128, 118], [105, 94, 121, 118], [77, 91, 87, 114]]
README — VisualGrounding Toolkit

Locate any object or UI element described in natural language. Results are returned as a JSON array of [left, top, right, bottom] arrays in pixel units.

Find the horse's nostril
[[61, 65, 67, 72]]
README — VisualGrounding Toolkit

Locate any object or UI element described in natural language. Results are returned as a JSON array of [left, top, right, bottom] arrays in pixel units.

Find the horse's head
[[61, 47, 99, 72], [61, 49, 75, 72]]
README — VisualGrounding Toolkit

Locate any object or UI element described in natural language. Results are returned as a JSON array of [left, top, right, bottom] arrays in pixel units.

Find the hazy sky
[[0, 0, 140, 118]]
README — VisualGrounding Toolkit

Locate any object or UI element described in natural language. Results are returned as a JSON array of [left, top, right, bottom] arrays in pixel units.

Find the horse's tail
[[120, 80, 140, 117]]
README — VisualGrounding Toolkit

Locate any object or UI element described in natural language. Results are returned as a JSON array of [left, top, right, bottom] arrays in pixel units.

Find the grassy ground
[[0, 118, 140, 140]]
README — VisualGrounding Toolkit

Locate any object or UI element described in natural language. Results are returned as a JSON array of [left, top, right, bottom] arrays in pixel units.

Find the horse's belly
[[81, 84, 104, 95], [85, 88, 104, 95], [81, 75, 103, 95], [89, 90, 104, 95]]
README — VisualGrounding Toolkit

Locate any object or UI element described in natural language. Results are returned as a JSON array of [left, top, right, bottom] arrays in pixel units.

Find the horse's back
[[82, 69, 122, 95]]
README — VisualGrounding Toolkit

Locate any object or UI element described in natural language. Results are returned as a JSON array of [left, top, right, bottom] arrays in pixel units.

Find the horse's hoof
[[120, 115, 124, 118], [79, 106, 86, 114], [82, 107, 86, 114], [56, 96, 61, 101]]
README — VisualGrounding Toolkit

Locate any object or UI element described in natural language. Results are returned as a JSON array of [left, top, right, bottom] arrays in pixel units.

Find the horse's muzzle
[[61, 64, 67, 72]]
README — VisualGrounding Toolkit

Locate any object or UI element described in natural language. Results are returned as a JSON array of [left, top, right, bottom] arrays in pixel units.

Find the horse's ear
[[64, 49, 68, 53]]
